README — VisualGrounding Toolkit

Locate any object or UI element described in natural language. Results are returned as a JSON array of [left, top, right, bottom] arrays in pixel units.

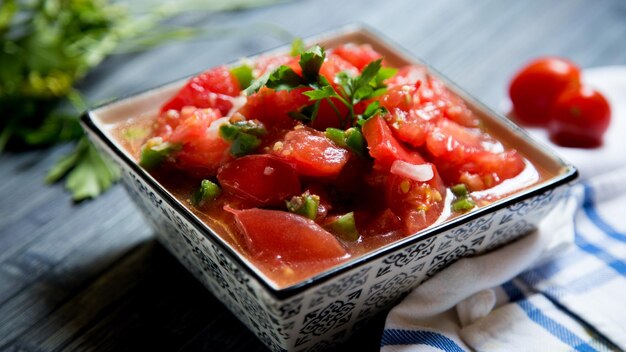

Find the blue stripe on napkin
[[583, 184, 626, 243], [380, 329, 465, 351], [501, 281, 596, 352]]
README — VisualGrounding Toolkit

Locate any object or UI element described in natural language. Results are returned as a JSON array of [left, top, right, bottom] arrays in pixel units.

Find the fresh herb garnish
[[219, 120, 267, 157], [191, 179, 222, 207], [46, 138, 121, 201]]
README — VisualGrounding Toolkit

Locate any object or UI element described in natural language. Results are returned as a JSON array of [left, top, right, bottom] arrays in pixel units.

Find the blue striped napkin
[[381, 67, 626, 352]]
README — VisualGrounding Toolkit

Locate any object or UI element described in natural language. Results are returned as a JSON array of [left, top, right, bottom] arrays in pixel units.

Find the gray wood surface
[[1, 0, 625, 351]]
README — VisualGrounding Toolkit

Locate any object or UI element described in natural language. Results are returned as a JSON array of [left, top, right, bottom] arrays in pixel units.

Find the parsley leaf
[[47, 138, 121, 201], [266, 66, 305, 91], [290, 37, 306, 56], [299, 45, 326, 83]]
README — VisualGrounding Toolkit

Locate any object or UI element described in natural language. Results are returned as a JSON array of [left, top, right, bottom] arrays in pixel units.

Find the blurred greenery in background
[[0, 0, 288, 200]]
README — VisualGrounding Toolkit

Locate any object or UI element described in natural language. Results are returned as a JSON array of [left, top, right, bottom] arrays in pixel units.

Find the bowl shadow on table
[[31, 237, 385, 351]]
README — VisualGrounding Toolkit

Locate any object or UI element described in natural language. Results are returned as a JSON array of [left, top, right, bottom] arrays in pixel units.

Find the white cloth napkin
[[382, 66, 626, 352]]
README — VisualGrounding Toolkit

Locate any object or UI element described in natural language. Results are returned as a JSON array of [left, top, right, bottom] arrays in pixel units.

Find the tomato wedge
[[271, 126, 350, 178], [227, 207, 347, 262], [160, 66, 240, 115], [217, 154, 301, 207], [362, 116, 425, 171]]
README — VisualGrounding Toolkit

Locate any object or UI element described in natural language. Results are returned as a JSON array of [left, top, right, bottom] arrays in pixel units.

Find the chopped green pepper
[[139, 137, 180, 169], [451, 183, 469, 197], [286, 193, 320, 220], [191, 179, 222, 207], [219, 120, 267, 157], [451, 197, 476, 212], [325, 212, 359, 242]]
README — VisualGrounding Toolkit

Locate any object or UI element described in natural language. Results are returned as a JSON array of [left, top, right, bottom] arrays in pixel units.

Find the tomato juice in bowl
[[81, 26, 577, 351]]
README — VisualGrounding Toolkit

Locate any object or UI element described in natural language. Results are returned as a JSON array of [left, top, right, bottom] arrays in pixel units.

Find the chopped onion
[[390, 160, 434, 182], [206, 116, 231, 139]]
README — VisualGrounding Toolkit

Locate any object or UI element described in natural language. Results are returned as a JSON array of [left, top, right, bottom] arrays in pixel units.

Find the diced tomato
[[319, 54, 359, 84], [426, 119, 525, 190], [160, 66, 240, 115], [238, 87, 311, 129], [309, 97, 349, 130], [355, 208, 402, 237], [415, 78, 478, 127], [386, 66, 427, 87], [217, 154, 301, 207], [156, 107, 231, 176], [361, 116, 425, 171], [333, 44, 383, 70], [227, 207, 347, 262], [386, 167, 446, 235], [254, 53, 302, 76], [271, 126, 350, 178]]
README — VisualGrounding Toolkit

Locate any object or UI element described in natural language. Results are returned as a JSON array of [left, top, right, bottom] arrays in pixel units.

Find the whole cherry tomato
[[509, 57, 581, 126], [548, 86, 611, 148]]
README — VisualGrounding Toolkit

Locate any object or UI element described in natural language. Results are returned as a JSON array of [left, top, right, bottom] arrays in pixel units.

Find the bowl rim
[[81, 23, 578, 300]]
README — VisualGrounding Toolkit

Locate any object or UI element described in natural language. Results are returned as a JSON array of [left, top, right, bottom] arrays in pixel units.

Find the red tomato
[[254, 53, 301, 76], [355, 208, 402, 237], [160, 66, 241, 115], [227, 207, 347, 262], [309, 97, 349, 130], [333, 44, 383, 70], [217, 154, 301, 207], [548, 86, 611, 148], [157, 107, 231, 176], [386, 167, 446, 235], [319, 54, 359, 84], [426, 119, 525, 190], [238, 87, 310, 128], [509, 57, 581, 126], [361, 116, 425, 171], [271, 126, 350, 178]]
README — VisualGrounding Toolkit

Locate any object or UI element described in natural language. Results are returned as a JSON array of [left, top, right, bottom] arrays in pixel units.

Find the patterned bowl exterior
[[84, 126, 568, 352]]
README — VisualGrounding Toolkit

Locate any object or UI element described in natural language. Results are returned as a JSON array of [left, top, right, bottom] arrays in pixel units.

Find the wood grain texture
[[1, 0, 625, 351]]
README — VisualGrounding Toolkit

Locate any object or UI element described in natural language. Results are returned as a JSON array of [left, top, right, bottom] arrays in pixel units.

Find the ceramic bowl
[[81, 25, 577, 352]]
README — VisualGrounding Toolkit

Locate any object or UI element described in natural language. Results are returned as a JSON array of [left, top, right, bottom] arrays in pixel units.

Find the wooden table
[[2, 0, 625, 350]]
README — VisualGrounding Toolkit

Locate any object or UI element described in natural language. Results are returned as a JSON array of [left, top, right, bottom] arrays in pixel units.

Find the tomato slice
[[156, 107, 231, 176], [160, 66, 240, 115], [254, 53, 301, 76], [333, 44, 383, 70], [319, 53, 359, 84], [271, 126, 350, 178], [386, 166, 446, 235], [217, 154, 301, 207], [362, 116, 425, 171], [426, 119, 525, 190], [227, 207, 347, 262], [238, 87, 310, 129]]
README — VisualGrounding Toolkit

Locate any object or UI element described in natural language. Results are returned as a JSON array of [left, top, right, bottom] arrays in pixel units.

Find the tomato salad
[[118, 42, 540, 287]]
